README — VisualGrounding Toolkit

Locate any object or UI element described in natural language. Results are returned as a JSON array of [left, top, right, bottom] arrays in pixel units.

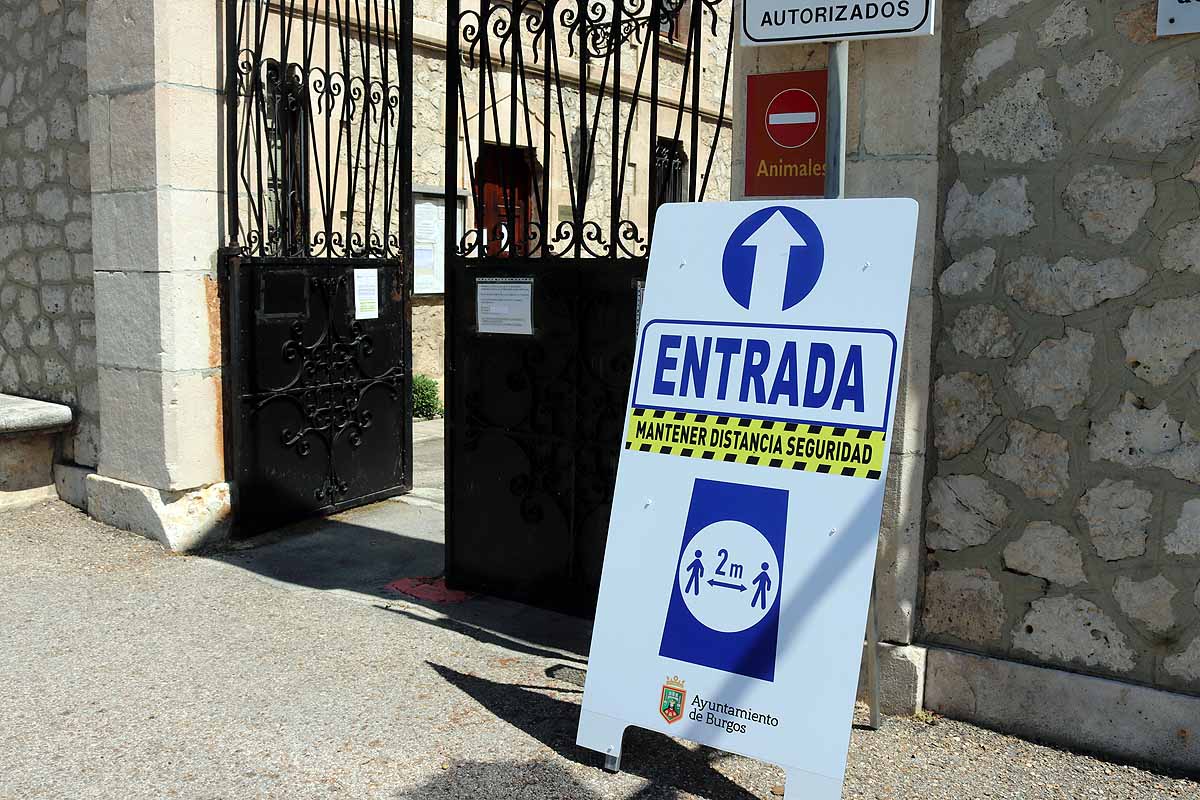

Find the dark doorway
[[476, 144, 534, 258], [654, 138, 689, 209]]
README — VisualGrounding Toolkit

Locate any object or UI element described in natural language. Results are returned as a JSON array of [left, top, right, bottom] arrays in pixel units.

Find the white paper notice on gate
[[577, 199, 918, 800], [353, 268, 380, 320]]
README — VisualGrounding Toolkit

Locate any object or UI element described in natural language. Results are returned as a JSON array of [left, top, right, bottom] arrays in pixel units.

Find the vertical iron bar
[[576, 0, 588, 258], [342, 1, 353, 254], [399, 0, 414, 490], [510, 4, 522, 255], [541, 0, 552, 254], [444, 0, 461, 585], [551, 25, 578, 255], [484, 22, 512, 259], [477, 0, 490, 252], [361, 0, 374, 253], [614, 29, 649, 256], [225, 253, 246, 531], [516, 9, 543, 256], [225, 0, 240, 249], [687, 0, 700, 201], [280, 0, 292, 252], [252, 0, 265, 253], [647, 0, 661, 237], [381, 0, 393, 256], [300, 0, 314, 254], [324, 1, 332, 254], [608, 2, 622, 251]]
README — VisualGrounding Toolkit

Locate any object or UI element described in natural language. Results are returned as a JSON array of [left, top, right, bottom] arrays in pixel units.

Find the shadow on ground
[[394, 758, 604, 800], [429, 663, 760, 800], [210, 500, 592, 663], [215, 507, 445, 594]]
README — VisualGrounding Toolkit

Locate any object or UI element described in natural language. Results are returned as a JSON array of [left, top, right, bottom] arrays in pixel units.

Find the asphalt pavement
[[1, 426, 1196, 798]]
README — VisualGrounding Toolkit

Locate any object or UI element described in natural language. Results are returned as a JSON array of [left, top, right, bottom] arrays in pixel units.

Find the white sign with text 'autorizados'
[[742, 0, 935, 45], [577, 199, 918, 800]]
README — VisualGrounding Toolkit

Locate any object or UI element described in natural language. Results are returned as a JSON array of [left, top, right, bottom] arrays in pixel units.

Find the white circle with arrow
[[676, 520, 780, 633]]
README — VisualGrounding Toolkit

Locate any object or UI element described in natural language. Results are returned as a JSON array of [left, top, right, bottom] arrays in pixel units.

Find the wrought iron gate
[[224, 0, 413, 535], [444, 0, 733, 611]]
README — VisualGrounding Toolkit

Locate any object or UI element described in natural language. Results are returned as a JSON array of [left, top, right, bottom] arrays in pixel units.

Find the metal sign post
[[823, 41, 848, 201], [823, 38, 882, 732]]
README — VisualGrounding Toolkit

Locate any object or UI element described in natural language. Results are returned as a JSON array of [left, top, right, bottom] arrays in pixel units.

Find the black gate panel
[[447, 262, 642, 608], [228, 258, 411, 534], [444, 0, 733, 613], [224, 1, 413, 535]]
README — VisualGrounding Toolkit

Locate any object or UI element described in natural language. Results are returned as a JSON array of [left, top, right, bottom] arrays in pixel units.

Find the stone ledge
[[0, 394, 72, 435], [0, 415, 63, 511], [85, 474, 232, 552], [925, 646, 1200, 774]]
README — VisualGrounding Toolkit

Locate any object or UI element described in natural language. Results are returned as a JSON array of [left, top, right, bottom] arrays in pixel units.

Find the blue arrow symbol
[[721, 206, 826, 312], [740, 211, 809, 312]]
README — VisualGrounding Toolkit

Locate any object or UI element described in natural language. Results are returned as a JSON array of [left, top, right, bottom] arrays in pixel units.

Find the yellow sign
[[624, 407, 884, 479]]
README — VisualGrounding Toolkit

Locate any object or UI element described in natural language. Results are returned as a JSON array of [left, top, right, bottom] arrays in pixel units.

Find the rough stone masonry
[[924, 0, 1200, 696], [0, 0, 97, 467]]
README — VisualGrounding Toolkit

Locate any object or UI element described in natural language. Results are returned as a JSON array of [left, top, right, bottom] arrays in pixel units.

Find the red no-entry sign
[[764, 89, 821, 149], [745, 70, 828, 198]]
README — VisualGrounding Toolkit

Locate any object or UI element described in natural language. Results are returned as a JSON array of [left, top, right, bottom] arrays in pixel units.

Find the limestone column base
[[925, 646, 1200, 774], [857, 643, 927, 715], [86, 473, 231, 552]]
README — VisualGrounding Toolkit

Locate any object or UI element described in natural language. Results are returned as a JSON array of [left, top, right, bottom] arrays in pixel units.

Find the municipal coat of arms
[[659, 676, 686, 724]]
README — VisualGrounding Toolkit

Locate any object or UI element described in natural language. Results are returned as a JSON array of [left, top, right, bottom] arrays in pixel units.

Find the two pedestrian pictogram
[[675, 520, 779, 635], [683, 549, 774, 609], [660, 480, 788, 682]]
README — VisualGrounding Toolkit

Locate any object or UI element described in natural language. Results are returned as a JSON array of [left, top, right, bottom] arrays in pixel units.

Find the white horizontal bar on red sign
[[767, 112, 817, 125]]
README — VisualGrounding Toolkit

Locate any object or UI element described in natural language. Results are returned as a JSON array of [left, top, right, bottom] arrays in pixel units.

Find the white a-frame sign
[[578, 199, 918, 799]]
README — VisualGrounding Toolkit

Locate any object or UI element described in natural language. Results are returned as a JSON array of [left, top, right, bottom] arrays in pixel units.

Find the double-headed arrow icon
[[708, 578, 747, 592]]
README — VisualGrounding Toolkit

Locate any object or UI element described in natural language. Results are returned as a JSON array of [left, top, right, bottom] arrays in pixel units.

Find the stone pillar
[[85, 0, 230, 550], [733, 12, 943, 709]]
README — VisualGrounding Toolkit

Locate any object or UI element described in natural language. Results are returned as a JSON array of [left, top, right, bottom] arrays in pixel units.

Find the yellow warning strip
[[624, 407, 886, 480]]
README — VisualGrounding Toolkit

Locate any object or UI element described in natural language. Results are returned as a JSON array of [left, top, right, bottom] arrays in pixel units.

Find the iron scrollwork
[[449, 0, 733, 262], [228, 1, 411, 261], [252, 273, 405, 504]]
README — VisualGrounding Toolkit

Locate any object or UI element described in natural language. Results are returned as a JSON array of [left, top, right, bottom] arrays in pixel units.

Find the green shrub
[[412, 373, 443, 418]]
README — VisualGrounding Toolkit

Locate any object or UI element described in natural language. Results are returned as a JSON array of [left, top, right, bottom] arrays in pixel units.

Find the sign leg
[[576, 709, 627, 774], [782, 765, 845, 800], [865, 568, 882, 730]]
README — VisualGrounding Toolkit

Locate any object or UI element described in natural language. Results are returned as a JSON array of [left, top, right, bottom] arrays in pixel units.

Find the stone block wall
[[412, 296, 445, 396], [925, 0, 1200, 695], [0, 0, 98, 466]]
